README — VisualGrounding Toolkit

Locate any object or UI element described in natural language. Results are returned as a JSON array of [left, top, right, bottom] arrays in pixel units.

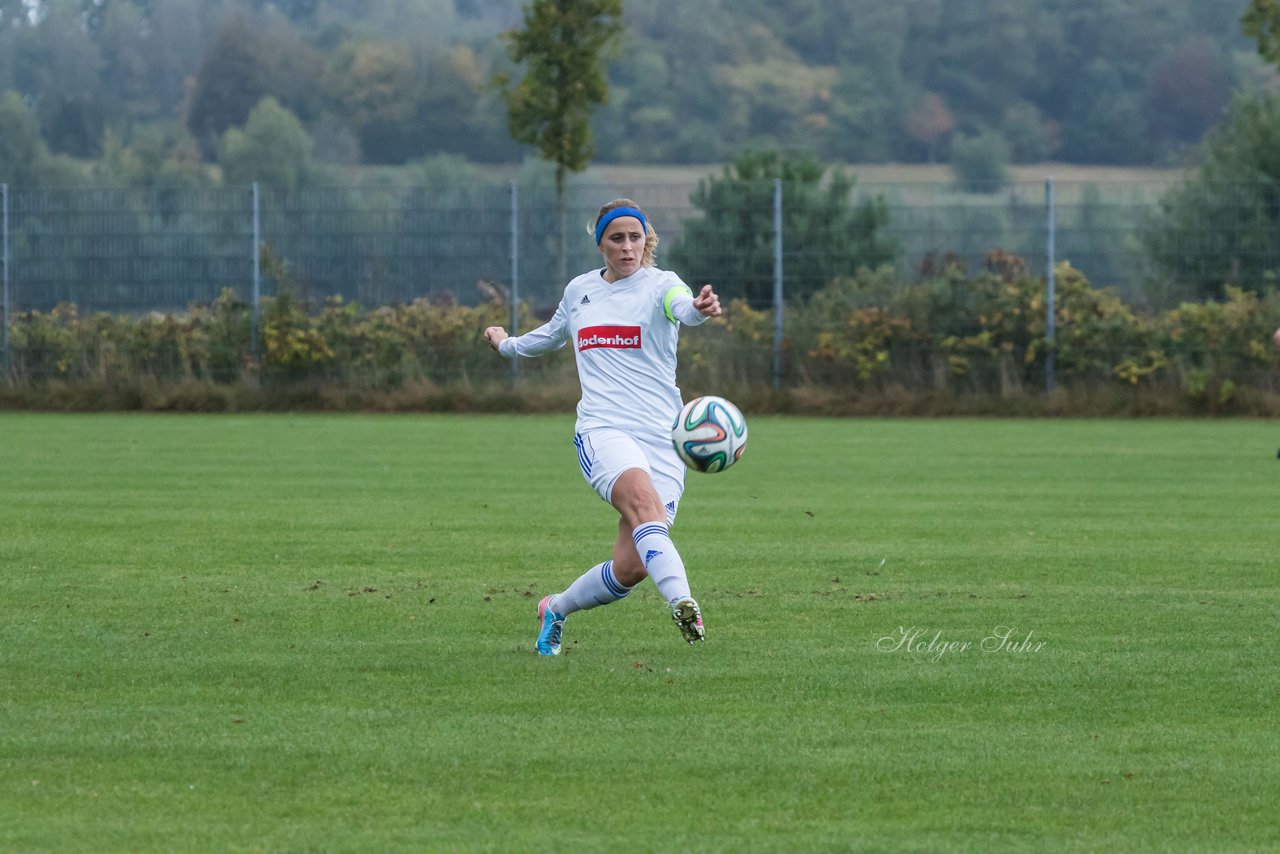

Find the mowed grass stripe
[[1, 413, 1276, 852]]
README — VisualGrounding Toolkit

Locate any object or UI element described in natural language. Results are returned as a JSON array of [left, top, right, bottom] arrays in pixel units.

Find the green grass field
[[2, 413, 1277, 852]]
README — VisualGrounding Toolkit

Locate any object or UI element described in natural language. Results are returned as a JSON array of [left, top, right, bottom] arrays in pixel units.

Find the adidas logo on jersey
[[580, 295, 591, 304]]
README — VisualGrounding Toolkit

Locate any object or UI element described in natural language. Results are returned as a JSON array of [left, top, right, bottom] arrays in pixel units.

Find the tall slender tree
[[496, 0, 622, 285]]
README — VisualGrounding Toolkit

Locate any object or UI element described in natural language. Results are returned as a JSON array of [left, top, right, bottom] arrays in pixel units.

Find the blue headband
[[594, 207, 648, 244]]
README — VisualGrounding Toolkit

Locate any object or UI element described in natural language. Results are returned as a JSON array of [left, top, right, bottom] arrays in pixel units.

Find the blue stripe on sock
[[632, 522, 667, 544], [633, 523, 665, 541], [600, 561, 630, 598]]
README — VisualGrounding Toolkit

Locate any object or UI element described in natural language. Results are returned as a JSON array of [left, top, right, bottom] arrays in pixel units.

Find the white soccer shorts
[[573, 427, 684, 524]]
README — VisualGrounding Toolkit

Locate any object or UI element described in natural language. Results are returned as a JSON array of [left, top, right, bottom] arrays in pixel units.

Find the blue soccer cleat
[[536, 595, 565, 656]]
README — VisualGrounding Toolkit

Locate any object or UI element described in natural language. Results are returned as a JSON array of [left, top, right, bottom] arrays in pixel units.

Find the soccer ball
[[672, 395, 748, 473]]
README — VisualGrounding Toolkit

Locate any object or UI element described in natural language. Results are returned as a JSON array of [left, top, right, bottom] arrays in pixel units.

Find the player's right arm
[[486, 304, 570, 358]]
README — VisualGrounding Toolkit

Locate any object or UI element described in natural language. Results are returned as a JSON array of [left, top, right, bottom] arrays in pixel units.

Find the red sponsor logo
[[577, 325, 642, 351]]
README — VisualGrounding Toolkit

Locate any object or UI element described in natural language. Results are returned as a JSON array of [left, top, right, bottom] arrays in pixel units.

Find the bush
[[4, 260, 1280, 415]]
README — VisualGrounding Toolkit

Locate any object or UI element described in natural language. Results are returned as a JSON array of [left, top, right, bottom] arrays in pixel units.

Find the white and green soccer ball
[[672, 395, 748, 474]]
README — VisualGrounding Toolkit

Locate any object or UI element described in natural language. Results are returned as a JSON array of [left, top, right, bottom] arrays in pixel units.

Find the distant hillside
[[0, 0, 1270, 173]]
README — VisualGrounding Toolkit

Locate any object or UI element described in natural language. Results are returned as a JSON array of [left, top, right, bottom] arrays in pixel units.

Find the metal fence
[[0, 176, 1276, 323]]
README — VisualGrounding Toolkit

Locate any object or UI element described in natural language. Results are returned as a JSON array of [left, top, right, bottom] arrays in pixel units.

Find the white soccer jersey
[[498, 266, 708, 437]]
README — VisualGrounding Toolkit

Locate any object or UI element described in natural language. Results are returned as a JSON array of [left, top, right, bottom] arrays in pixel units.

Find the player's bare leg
[[611, 469, 704, 643]]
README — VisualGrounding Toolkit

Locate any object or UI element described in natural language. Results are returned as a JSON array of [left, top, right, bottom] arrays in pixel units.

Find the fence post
[[772, 177, 784, 392], [1045, 177, 1056, 394], [509, 179, 519, 383], [251, 182, 261, 365], [1, 183, 8, 381]]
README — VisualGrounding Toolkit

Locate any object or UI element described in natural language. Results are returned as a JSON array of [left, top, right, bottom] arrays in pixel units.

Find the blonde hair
[[589, 198, 659, 267]]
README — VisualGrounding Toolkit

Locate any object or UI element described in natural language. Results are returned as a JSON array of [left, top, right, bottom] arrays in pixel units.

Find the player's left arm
[[664, 282, 721, 325]]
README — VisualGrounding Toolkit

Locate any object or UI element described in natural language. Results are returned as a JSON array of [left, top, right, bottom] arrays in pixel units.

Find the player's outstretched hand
[[483, 326, 509, 351], [694, 284, 721, 318]]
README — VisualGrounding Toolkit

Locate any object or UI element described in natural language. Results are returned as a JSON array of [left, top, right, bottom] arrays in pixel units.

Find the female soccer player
[[483, 199, 722, 655]]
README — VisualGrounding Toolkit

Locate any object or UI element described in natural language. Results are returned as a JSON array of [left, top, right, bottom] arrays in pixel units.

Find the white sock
[[551, 560, 633, 616], [632, 521, 691, 605]]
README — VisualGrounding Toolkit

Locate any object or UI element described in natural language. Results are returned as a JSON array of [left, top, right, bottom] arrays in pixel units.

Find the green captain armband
[[663, 284, 694, 323]]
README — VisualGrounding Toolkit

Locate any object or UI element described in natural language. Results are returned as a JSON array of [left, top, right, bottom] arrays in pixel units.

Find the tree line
[[0, 0, 1270, 175], [3, 0, 1280, 308]]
